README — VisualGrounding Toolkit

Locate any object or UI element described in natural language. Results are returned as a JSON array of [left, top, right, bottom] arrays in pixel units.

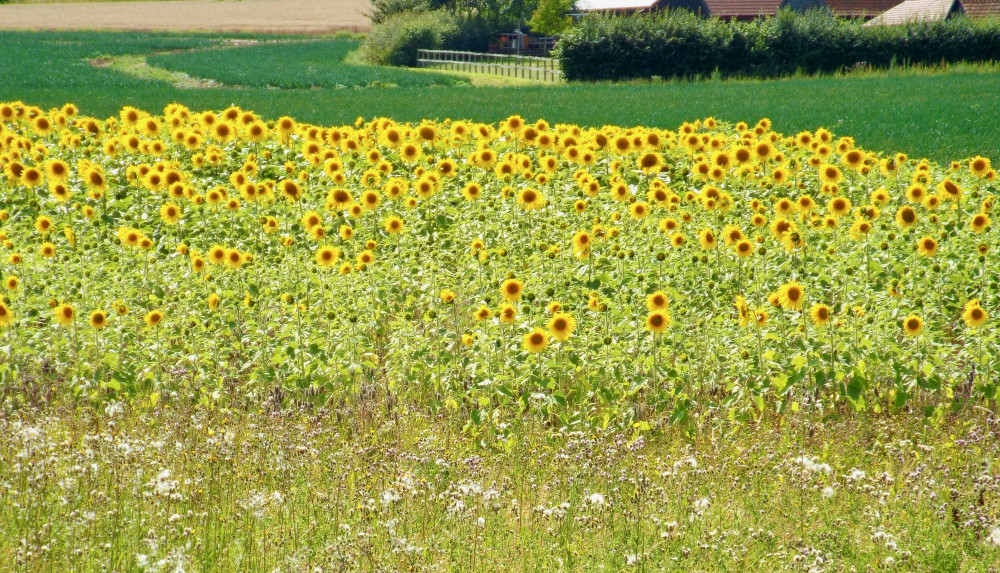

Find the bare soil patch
[[0, 0, 371, 33]]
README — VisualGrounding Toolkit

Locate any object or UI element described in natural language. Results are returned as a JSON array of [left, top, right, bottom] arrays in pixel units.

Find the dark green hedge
[[557, 9, 1000, 81]]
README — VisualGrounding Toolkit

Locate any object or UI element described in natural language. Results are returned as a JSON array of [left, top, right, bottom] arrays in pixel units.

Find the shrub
[[361, 10, 497, 66], [557, 9, 1000, 81], [361, 10, 459, 67]]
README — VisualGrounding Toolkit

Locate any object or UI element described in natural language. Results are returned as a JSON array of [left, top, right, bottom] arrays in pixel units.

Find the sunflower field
[[0, 100, 997, 431]]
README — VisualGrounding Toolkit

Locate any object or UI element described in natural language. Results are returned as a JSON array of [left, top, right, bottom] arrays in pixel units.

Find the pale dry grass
[[0, 0, 371, 33]]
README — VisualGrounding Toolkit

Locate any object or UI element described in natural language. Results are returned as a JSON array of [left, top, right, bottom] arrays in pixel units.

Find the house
[[948, 0, 1000, 17], [864, 0, 963, 25], [822, 0, 901, 18], [576, 0, 964, 20], [572, 0, 932, 19]]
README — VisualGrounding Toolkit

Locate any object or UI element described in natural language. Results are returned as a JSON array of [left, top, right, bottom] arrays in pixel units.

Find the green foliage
[[360, 10, 500, 67], [558, 9, 1000, 81], [527, 0, 574, 36], [366, 0, 432, 25], [361, 9, 460, 66], [147, 39, 467, 88]]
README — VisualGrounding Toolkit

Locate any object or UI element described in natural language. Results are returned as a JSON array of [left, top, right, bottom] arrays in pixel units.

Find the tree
[[527, 0, 574, 36]]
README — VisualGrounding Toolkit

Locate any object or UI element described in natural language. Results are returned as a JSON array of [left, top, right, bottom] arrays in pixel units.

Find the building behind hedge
[[574, 0, 1000, 21]]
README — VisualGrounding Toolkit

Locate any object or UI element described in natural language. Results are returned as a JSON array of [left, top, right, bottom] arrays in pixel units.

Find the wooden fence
[[416, 50, 563, 82]]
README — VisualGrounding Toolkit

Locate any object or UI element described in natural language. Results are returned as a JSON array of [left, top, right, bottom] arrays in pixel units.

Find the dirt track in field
[[0, 0, 371, 33]]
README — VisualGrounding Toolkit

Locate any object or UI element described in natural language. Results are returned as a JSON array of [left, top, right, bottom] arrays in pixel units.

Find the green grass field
[[146, 39, 469, 88], [1, 30, 998, 162]]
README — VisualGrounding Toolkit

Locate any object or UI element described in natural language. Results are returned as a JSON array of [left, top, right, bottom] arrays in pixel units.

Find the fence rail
[[416, 50, 563, 82]]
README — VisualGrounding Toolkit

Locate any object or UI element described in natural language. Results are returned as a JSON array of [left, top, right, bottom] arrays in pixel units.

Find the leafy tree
[[528, 0, 574, 35]]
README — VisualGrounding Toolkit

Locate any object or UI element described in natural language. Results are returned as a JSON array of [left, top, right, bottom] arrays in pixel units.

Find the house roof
[[865, 0, 960, 24], [574, 0, 659, 10], [824, 0, 901, 16], [961, 0, 1000, 16], [703, 0, 783, 17]]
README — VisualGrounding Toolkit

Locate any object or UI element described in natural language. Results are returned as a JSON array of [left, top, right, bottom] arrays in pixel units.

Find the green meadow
[[1, 30, 998, 162]]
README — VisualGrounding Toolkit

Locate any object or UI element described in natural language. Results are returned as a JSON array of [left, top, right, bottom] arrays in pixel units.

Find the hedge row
[[557, 9, 1000, 81]]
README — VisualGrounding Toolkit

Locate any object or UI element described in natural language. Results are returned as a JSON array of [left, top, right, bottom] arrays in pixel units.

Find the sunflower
[[501, 279, 524, 302], [384, 215, 404, 234], [902, 314, 923, 337], [547, 313, 576, 342], [522, 328, 549, 353], [301, 211, 323, 230], [144, 309, 164, 326], [54, 303, 74, 326], [646, 290, 669, 311], [670, 233, 686, 248], [498, 303, 517, 324], [225, 248, 246, 270], [474, 305, 492, 321], [775, 281, 805, 311], [809, 303, 831, 326], [734, 296, 751, 327], [916, 236, 938, 257], [4, 276, 17, 291], [39, 243, 56, 258], [206, 245, 226, 266], [356, 250, 375, 266], [937, 179, 962, 202], [625, 201, 648, 220], [637, 152, 663, 174], [962, 300, 988, 329], [326, 188, 353, 211], [315, 245, 341, 267], [361, 190, 382, 211], [159, 202, 182, 225], [462, 182, 482, 201], [517, 187, 545, 210], [734, 239, 754, 258], [208, 293, 220, 311], [572, 230, 591, 258], [818, 164, 842, 184], [399, 143, 421, 164], [45, 159, 70, 182], [698, 228, 717, 250], [895, 206, 918, 228], [34, 215, 53, 235], [89, 310, 108, 330], [645, 310, 672, 334], [970, 212, 991, 234], [970, 156, 992, 178]]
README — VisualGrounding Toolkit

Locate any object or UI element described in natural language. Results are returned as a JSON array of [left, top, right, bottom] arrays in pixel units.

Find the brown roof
[[702, 0, 783, 17], [825, 0, 901, 17], [960, 0, 1000, 16], [865, 0, 960, 24]]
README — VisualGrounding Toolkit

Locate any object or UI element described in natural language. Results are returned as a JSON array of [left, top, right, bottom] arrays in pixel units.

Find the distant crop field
[[1, 31, 999, 163], [0, 0, 370, 33]]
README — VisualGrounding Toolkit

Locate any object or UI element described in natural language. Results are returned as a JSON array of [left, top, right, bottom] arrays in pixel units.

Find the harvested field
[[0, 0, 370, 33]]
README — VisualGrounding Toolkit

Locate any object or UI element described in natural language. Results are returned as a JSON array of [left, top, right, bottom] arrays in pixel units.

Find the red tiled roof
[[825, 0, 901, 17], [702, 0, 783, 17], [960, 0, 1000, 17]]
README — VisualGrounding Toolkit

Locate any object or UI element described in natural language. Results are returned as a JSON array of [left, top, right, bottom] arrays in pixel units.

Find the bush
[[557, 9, 1000, 81], [361, 10, 459, 67], [361, 10, 498, 67]]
